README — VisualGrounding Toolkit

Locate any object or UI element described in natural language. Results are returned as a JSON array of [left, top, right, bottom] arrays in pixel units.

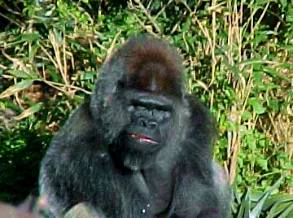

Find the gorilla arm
[[167, 96, 231, 218], [39, 101, 154, 218], [39, 102, 95, 216], [39, 102, 112, 217]]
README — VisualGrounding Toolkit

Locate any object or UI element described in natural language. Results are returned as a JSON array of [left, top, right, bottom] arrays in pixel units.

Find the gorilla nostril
[[137, 118, 157, 129], [138, 117, 147, 127]]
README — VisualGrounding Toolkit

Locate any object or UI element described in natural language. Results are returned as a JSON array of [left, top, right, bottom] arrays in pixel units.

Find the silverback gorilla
[[39, 35, 231, 218]]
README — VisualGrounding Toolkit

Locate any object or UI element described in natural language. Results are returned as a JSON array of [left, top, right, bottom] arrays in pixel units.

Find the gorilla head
[[90, 36, 190, 170]]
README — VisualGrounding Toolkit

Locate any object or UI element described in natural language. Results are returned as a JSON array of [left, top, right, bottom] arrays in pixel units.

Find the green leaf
[[250, 192, 270, 218], [0, 79, 33, 98], [237, 190, 251, 218], [249, 98, 266, 114], [21, 33, 40, 42], [8, 69, 39, 79], [242, 111, 252, 121], [29, 44, 40, 61], [8, 70, 31, 79], [267, 99, 279, 112], [279, 204, 293, 218], [14, 103, 43, 120], [82, 71, 96, 81], [264, 193, 293, 211], [267, 202, 293, 218], [256, 159, 268, 171], [253, 71, 263, 86]]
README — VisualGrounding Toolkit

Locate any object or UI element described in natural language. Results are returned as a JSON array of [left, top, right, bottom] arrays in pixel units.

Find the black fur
[[39, 35, 231, 218]]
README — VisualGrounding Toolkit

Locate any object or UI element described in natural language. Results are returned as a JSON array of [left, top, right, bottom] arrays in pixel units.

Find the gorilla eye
[[136, 106, 146, 111], [127, 105, 135, 112], [131, 99, 172, 112], [164, 111, 171, 119]]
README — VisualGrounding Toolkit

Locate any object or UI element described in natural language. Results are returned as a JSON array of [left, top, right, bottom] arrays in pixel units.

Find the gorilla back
[[39, 35, 231, 218]]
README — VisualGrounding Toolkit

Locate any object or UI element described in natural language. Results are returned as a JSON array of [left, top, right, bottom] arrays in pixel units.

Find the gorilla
[[39, 35, 231, 218]]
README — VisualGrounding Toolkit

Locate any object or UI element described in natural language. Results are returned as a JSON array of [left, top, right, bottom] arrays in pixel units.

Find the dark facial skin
[[109, 88, 175, 169], [123, 91, 173, 149], [39, 35, 231, 218]]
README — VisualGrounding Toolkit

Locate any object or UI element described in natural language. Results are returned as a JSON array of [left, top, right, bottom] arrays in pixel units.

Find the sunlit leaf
[[249, 98, 266, 114], [21, 33, 40, 42]]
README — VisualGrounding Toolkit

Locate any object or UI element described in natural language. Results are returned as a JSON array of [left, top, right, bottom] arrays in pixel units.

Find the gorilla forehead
[[121, 35, 183, 77], [125, 61, 182, 96], [121, 36, 183, 96]]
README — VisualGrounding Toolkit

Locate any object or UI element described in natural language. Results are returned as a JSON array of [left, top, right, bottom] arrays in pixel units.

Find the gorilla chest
[[132, 168, 173, 214]]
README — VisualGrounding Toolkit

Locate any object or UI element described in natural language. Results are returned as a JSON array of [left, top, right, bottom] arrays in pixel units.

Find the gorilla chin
[[112, 129, 163, 171], [39, 34, 231, 218]]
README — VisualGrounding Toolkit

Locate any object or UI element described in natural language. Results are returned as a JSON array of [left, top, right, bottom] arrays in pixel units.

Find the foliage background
[[0, 0, 292, 217]]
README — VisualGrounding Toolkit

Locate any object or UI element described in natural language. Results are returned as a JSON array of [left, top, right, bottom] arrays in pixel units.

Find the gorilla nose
[[137, 117, 157, 129]]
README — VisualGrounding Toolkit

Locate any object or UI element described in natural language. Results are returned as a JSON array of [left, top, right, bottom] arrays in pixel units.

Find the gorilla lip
[[128, 133, 158, 144]]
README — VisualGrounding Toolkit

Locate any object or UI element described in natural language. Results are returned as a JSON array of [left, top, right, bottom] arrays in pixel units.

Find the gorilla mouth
[[128, 133, 158, 144]]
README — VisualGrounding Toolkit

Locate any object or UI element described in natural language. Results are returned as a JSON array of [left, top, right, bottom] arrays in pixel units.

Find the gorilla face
[[109, 87, 179, 170], [121, 90, 173, 145]]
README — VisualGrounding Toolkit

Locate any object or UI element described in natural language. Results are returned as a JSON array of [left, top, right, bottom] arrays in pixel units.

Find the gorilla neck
[[121, 152, 175, 214], [122, 149, 159, 171], [110, 140, 178, 214], [109, 144, 158, 171], [130, 153, 176, 214]]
